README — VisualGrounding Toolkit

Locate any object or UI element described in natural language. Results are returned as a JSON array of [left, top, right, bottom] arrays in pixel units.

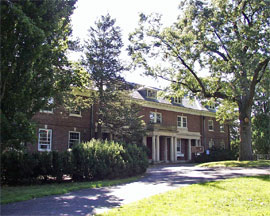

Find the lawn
[[100, 175, 270, 216], [1, 176, 141, 204], [197, 160, 270, 168]]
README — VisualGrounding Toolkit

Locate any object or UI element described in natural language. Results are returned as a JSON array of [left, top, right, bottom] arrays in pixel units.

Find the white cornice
[[135, 98, 216, 117]]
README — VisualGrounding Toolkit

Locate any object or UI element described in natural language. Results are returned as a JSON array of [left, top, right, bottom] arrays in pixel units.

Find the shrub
[[1, 140, 149, 185], [193, 147, 237, 163]]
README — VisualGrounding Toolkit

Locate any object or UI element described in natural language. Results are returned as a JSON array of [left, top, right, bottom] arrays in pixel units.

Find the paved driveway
[[1, 164, 270, 216]]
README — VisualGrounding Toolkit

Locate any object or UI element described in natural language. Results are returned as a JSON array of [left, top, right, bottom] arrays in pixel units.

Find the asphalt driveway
[[1, 164, 270, 216]]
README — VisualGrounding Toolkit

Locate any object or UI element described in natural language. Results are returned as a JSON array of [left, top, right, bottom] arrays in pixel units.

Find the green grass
[[101, 175, 270, 216], [1, 176, 141, 205], [197, 160, 270, 168]]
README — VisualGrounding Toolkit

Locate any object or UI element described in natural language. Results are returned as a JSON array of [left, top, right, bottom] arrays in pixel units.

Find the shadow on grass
[[1, 187, 124, 216]]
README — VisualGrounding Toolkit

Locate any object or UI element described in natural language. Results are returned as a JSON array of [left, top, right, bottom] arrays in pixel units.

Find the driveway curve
[[1, 164, 270, 216]]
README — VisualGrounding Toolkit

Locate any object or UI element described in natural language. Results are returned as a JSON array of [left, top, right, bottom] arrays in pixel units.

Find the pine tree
[[83, 14, 125, 139]]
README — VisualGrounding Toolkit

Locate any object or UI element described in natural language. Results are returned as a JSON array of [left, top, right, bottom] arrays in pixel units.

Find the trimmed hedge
[[1, 140, 148, 185], [193, 147, 237, 163]]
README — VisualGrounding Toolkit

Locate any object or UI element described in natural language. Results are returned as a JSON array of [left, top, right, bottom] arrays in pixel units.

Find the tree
[[83, 14, 125, 139], [128, 0, 270, 160], [101, 90, 146, 145], [1, 0, 77, 150], [252, 68, 270, 154]]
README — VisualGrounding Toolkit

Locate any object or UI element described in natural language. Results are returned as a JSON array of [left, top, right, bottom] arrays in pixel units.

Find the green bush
[[71, 140, 148, 181], [1, 140, 149, 185], [193, 147, 237, 163]]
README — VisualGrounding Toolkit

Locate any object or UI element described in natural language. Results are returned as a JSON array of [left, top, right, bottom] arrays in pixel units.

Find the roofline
[[133, 98, 216, 117]]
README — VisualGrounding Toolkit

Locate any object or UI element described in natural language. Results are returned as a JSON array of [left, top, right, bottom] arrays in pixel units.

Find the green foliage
[[1, 0, 77, 150], [128, 0, 270, 160], [252, 69, 270, 154], [82, 14, 126, 138], [71, 140, 148, 181], [193, 147, 237, 163], [101, 91, 146, 145], [252, 114, 270, 154], [1, 140, 148, 185]]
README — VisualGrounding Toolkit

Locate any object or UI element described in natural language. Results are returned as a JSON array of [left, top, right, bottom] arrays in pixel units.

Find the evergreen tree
[[1, 0, 77, 150], [83, 14, 125, 139]]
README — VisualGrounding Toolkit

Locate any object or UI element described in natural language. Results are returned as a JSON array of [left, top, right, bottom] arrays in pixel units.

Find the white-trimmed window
[[69, 109, 81, 117], [68, 131, 80, 148], [147, 89, 157, 99], [177, 116, 187, 128], [174, 97, 182, 104], [209, 139, 214, 148], [208, 120, 214, 131], [176, 139, 184, 157], [40, 98, 54, 113], [38, 129, 52, 151], [150, 112, 162, 123], [220, 124, 225, 132]]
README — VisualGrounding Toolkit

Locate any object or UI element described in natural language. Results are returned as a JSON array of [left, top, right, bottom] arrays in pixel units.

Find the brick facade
[[29, 86, 230, 163]]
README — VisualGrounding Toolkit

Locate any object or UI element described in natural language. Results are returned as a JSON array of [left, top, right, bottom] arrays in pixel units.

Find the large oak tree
[[128, 0, 270, 160]]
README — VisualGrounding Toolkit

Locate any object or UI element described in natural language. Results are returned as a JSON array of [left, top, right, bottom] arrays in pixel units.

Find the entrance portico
[[144, 131, 201, 163]]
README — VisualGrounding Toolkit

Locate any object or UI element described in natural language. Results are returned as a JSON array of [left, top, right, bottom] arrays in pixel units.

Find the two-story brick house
[[132, 86, 229, 162], [29, 85, 229, 163]]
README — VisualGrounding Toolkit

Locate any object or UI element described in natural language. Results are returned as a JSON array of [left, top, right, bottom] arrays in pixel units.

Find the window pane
[[150, 112, 155, 123], [69, 132, 80, 148], [177, 116, 181, 127], [156, 113, 161, 123], [38, 129, 51, 151], [183, 117, 187, 128]]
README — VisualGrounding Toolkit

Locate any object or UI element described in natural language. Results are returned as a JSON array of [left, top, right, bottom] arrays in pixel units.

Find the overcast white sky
[[70, 0, 181, 88]]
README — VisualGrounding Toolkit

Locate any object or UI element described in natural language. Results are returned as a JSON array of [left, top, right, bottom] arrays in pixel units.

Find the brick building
[[133, 87, 229, 162], [29, 86, 230, 162]]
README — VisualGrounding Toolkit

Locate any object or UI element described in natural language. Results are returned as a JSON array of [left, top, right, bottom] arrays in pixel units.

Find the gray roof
[[131, 88, 214, 113]]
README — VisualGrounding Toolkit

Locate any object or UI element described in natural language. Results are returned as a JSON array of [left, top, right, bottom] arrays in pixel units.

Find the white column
[[156, 135, 160, 162], [188, 139, 192, 160], [174, 137, 177, 161], [143, 136, 147, 146], [152, 136, 156, 162], [170, 137, 174, 161], [164, 138, 168, 162]]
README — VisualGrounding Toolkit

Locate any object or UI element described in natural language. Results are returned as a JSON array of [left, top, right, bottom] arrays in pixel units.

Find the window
[[149, 112, 162, 123], [176, 139, 184, 157], [174, 97, 182, 104], [209, 139, 214, 148], [147, 89, 157, 99], [177, 139, 181, 152], [220, 124, 225, 132], [177, 116, 187, 128], [69, 109, 81, 117], [208, 120, 214, 131], [38, 129, 52, 151], [68, 131, 80, 148], [208, 103, 215, 110], [40, 98, 54, 113]]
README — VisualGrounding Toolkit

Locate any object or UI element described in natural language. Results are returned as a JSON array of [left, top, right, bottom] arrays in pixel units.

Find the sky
[[70, 0, 181, 88]]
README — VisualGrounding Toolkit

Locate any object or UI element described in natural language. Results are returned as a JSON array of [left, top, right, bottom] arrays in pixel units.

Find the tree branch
[[213, 29, 232, 61], [248, 58, 270, 107]]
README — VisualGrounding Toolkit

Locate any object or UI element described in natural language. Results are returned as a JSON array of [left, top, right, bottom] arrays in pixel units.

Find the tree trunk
[[97, 118, 102, 139], [238, 106, 253, 161]]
